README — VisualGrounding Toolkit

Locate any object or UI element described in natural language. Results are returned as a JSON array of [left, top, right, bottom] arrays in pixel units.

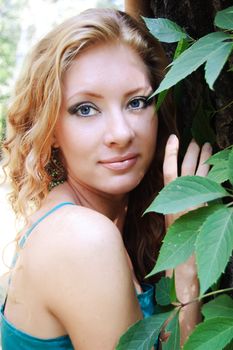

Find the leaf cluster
[[117, 6, 233, 350], [143, 6, 233, 94], [145, 147, 233, 348]]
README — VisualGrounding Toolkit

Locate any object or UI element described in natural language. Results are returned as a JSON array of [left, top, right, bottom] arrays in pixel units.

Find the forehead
[[62, 43, 151, 100]]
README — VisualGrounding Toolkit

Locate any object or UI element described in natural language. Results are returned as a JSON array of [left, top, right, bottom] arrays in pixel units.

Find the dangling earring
[[46, 147, 66, 189]]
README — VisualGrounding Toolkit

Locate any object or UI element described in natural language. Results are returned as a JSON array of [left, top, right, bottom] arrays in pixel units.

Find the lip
[[99, 154, 138, 171]]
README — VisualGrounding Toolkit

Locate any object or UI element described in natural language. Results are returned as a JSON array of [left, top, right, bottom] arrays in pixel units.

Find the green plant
[[0, 0, 26, 142], [117, 6, 233, 350]]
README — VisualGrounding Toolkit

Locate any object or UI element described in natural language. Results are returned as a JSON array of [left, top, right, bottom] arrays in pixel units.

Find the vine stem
[[180, 287, 233, 307]]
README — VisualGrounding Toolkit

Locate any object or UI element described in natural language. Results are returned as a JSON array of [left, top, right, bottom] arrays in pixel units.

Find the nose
[[103, 109, 135, 148]]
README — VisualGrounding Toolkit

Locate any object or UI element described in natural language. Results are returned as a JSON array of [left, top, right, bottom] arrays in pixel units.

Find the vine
[[117, 6, 233, 350]]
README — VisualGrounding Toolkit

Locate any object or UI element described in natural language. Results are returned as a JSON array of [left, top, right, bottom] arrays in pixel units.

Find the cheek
[[55, 120, 90, 152]]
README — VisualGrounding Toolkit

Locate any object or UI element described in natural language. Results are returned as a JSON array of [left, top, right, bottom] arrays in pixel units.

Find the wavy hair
[[2, 8, 177, 282]]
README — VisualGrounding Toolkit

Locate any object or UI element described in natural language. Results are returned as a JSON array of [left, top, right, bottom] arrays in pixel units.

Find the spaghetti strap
[[18, 202, 75, 249], [6, 202, 75, 300]]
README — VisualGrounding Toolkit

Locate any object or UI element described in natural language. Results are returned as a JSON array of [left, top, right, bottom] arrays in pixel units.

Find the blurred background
[[0, 0, 124, 277]]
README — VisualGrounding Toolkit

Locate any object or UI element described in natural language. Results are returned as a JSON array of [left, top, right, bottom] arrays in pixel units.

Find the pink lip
[[99, 154, 138, 171]]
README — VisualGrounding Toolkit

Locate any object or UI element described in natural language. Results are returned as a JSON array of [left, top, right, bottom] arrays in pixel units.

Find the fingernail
[[203, 142, 212, 151], [167, 134, 178, 144]]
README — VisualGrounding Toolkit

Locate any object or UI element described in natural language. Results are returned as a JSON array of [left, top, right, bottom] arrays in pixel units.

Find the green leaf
[[228, 148, 233, 185], [156, 89, 168, 111], [183, 317, 233, 350], [215, 6, 233, 30], [202, 294, 233, 320], [196, 207, 233, 294], [155, 32, 232, 94], [162, 312, 181, 350], [191, 101, 216, 145], [143, 17, 188, 43], [169, 272, 177, 304], [173, 38, 190, 59], [155, 277, 173, 306], [207, 160, 229, 183], [149, 205, 221, 275], [116, 311, 171, 350], [145, 176, 228, 214], [206, 148, 231, 165], [150, 35, 190, 104], [205, 41, 233, 89]]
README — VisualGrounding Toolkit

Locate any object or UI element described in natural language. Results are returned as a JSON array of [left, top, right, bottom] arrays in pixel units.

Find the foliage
[[144, 6, 233, 95], [0, 0, 26, 140], [117, 6, 233, 350], [143, 17, 189, 43], [115, 311, 171, 349]]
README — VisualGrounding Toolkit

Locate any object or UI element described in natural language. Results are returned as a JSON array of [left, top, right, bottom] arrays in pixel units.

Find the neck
[[65, 178, 128, 233]]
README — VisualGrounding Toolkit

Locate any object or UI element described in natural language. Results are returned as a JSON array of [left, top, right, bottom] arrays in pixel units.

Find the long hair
[[2, 8, 177, 282]]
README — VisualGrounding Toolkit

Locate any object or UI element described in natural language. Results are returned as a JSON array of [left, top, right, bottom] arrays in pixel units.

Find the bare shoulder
[[45, 205, 127, 280], [26, 205, 125, 274], [49, 205, 124, 256], [22, 205, 126, 289], [28, 204, 121, 244], [31, 206, 141, 349]]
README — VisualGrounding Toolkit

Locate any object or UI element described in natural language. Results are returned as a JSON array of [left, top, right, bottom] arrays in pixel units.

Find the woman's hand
[[163, 134, 212, 345], [163, 134, 212, 228]]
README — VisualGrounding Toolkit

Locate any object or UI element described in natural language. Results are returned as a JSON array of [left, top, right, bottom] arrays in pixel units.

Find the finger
[[163, 134, 179, 186], [196, 142, 212, 176], [181, 140, 200, 176], [165, 213, 180, 229]]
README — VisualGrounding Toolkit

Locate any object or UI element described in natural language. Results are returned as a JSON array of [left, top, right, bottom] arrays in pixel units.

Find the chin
[[102, 176, 144, 196]]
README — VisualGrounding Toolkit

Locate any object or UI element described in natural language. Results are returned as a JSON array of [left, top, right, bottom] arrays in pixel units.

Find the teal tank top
[[0, 202, 156, 350]]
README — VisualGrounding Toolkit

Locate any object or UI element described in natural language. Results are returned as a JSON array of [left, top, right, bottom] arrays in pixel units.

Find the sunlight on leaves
[[145, 176, 228, 214], [148, 205, 221, 275], [202, 294, 233, 320], [154, 32, 232, 94], [116, 312, 171, 350], [143, 17, 188, 43], [183, 317, 233, 350], [214, 6, 233, 30], [196, 207, 233, 294]]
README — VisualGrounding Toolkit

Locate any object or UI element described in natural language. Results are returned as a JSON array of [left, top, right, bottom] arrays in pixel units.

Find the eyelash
[[67, 95, 155, 118], [68, 103, 99, 117], [127, 96, 154, 110]]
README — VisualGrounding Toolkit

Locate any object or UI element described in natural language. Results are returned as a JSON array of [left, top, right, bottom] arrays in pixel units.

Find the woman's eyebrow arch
[[67, 91, 104, 101], [67, 86, 153, 102], [124, 86, 153, 97]]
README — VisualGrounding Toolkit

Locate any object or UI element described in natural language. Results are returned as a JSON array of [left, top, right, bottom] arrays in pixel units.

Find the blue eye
[[128, 97, 147, 110], [68, 103, 99, 117], [79, 105, 94, 116]]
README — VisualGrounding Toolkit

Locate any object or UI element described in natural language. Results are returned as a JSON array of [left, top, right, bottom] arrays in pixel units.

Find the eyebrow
[[124, 86, 153, 97], [67, 86, 153, 102]]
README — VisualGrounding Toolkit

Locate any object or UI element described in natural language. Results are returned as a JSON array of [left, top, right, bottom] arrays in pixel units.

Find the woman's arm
[[39, 207, 142, 350], [163, 135, 212, 345]]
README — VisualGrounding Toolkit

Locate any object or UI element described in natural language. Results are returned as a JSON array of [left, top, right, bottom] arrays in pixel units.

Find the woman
[[1, 8, 211, 349]]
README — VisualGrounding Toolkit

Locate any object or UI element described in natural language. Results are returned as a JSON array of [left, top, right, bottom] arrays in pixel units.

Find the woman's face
[[55, 42, 158, 197]]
